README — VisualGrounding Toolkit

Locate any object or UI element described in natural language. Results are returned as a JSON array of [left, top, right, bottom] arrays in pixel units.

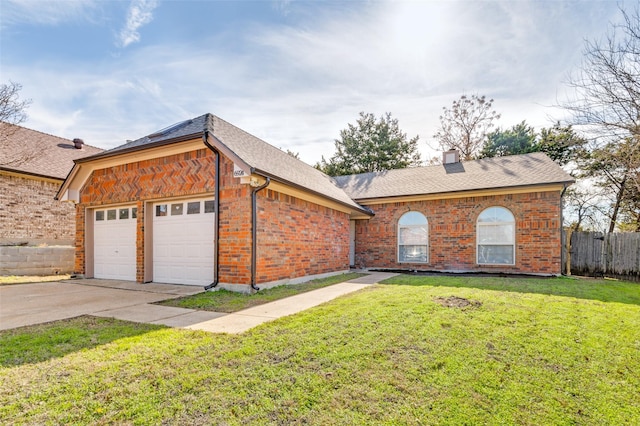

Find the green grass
[[157, 272, 366, 313], [1, 276, 639, 424], [381, 274, 640, 305]]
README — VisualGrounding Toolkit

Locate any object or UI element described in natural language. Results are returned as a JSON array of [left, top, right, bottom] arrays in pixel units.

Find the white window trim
[[397, 213, 429, 264], [476, 207, 515, 266]]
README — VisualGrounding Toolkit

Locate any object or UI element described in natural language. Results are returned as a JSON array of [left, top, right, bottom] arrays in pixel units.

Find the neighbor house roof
[[0, 122, 103, 180], [70, 114, 370, 215], [333, 152, 574, 201]]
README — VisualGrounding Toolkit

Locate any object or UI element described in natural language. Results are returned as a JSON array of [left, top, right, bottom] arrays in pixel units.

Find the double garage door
[[93, 198, 214, 285]]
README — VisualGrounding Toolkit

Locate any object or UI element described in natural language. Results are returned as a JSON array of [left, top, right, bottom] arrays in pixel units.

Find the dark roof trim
[[0, 166, 63, 182], [73, 133, 199, 164]]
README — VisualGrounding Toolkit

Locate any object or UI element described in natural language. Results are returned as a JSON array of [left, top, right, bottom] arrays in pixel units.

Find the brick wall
[[217, 158, 252, 285], [355, 191, 563, 275], [256, 189, 350, 283], [75, 148, 351, 288], [0, 173, 75, 245], [79, 149, 216, 205]]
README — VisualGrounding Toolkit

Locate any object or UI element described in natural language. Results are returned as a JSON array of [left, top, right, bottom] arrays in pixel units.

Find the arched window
[[477, 207, 515, 265], [398, 212, 428, 263]]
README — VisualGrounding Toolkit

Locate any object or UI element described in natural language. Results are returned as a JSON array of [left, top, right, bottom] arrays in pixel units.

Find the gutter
[[202, 130, 221, 291], [251, 176, 271, 291]]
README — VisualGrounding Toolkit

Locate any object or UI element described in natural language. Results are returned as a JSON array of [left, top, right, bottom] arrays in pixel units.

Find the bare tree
[[0, 82, 31, 127], [563, 188, 602, 275], [0, 82, 33, 167], [433, 94, 500, 161], [563, 7, 640, 232]]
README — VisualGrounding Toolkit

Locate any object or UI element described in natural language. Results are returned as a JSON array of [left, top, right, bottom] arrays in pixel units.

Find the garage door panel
[[94, 206, 136, 281], [153, 199, 214, 286]]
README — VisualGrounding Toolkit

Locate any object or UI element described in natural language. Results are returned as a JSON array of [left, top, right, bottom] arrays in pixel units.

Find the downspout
[[203, 130, 221, 290], [251, 177, 271, 291]]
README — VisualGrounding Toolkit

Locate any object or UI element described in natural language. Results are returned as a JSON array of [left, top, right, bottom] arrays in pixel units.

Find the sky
[[0, 0, 631, 165]]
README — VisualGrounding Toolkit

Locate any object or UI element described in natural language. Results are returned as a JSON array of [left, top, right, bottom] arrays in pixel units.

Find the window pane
[[478, 207, 514, 223], [478, 224, 514, 244], [171, 203, 183, 215], [478, 245, 514, 264], [119, 208, 129, 220], [187, 201, 200, 215], [399, 245, 428, 263], [399, 211, 428, 226], [156, 205, 167, 217], [204, 200, 215, 213], [399, 226, 428, 245], [95, 211, 104, 221], [107, 209, 116, 220], [132, 207, 137, 219]]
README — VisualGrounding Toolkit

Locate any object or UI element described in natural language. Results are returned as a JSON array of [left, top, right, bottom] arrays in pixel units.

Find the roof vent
[[73, 138, 84, 149], [443, 150, 459, 164]]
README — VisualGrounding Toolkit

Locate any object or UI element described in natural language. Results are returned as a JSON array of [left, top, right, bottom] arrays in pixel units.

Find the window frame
[[476, 206, 516, 266], [397, 211, 429, 264]]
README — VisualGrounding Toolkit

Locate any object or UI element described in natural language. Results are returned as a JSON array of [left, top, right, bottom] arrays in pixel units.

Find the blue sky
[[0, 0, 630, 164]]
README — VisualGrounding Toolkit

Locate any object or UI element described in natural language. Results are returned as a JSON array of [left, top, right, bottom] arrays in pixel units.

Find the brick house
[[57, 113, 573, 292], [0, 123, 102, 275]]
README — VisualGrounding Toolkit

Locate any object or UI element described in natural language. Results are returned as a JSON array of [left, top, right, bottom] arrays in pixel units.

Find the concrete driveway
[[0, 272, 395, 333], [0, 279, 223, 331]]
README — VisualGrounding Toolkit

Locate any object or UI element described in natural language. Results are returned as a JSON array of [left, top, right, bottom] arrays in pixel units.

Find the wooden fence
[[563, 231, 640, 281]]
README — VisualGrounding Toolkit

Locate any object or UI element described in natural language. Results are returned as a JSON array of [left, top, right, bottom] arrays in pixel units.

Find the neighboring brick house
[[57, 113, 573, 292], [0, 122, 103, 275]]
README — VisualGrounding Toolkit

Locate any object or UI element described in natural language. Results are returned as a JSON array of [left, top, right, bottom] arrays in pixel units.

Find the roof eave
[[253, 167, 373, 216], [352, 180, 575, 204], [0, 166, 64, 182], [74, 133, 200, 164]]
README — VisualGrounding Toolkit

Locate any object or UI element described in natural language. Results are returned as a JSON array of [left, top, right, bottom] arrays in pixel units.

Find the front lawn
[[1, 276, 639, 424]]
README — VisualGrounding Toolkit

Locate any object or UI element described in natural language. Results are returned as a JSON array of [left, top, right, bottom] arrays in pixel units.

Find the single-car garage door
[[153, 198, 215, 286], [94, 206, 137, 281]]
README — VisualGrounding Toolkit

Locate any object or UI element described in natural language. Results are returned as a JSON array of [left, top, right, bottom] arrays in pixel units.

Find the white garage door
[[153, 199, 215, 286], [94, 206, 137, 281]]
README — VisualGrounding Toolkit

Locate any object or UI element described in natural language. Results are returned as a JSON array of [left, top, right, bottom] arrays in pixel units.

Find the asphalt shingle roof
[[333, 152, 575, 201], [205, 114, 365, 211], [0, 122, 103, 180], [83, 114, 367, 213], [72, 115, 573, 211]]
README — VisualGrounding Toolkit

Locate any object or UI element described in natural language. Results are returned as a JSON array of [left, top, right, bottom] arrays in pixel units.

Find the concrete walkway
[[0, 272, 397, 334], [183, 272, 398, 333]]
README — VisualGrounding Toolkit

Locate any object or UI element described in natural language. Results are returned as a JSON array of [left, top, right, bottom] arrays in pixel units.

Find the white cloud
[[0, 0, 99, 28], [4, 1, 629, 166], [117, 0, 158, 48]]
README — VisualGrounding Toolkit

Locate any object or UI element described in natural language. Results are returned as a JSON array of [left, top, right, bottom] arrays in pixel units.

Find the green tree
[[317, 112, 421, 176], [537, 123, 587, 166], [433, 94, 501, 161], [480, 121, 537, 158], [478, 121, 586, 166]]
